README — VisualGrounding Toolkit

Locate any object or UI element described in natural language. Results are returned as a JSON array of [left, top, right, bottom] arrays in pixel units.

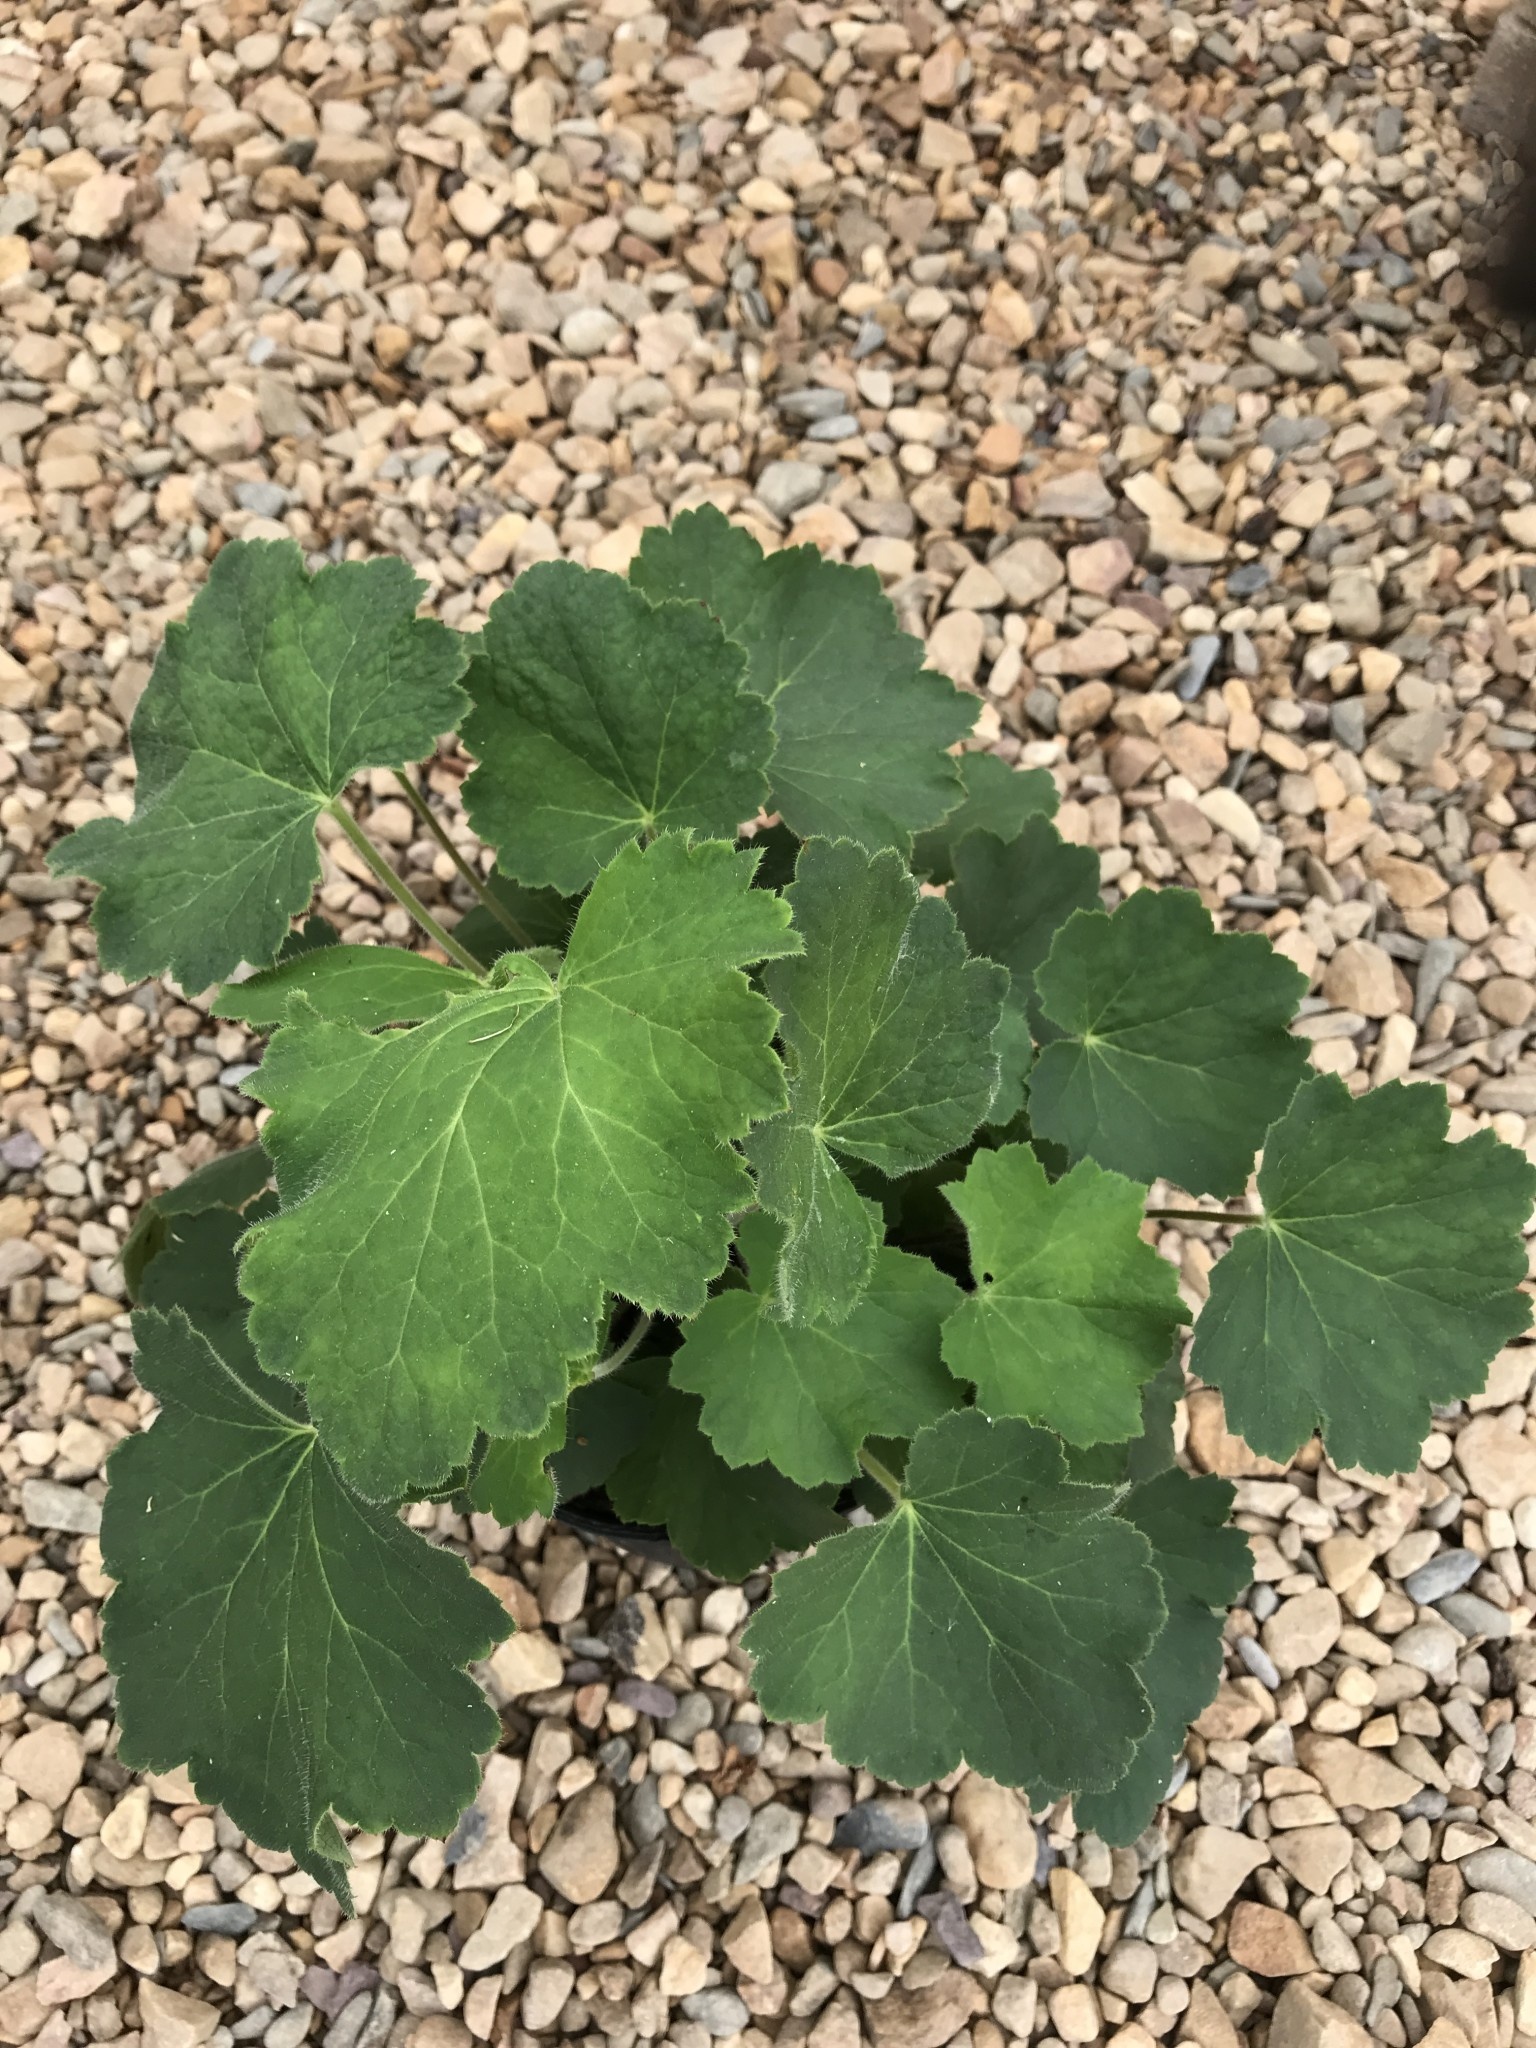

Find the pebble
[[835, 1797, 930, 1853], [1404, 1549, 1483, 1603]]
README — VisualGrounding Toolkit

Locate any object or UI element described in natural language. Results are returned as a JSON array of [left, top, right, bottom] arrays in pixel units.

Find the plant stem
[[590, 1310, 654, 1381], [325, 800, 484, 976], [857, 1447, 904, 1504], [1145, 1207, 1262, 1228], [393, 772, 533, 947]]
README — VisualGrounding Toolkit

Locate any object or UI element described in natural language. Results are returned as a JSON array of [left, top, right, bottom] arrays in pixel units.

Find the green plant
[[53, 513, 1536, 1905]]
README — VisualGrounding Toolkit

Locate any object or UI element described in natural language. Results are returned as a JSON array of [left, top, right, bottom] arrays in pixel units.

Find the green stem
[[1145, 1207, 1261, 1228], [590, 1310, 654, 1381], [325, 800, 484, 976], [857, 1447, 904, 1504], [393, 772, 533, 948]]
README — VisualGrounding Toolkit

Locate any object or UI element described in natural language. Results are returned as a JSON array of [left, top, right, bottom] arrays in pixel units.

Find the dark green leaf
[[550, 1374, 657, 1502], [139, 1199, 276, 1363], [1076, 1470, 1249, 1843], [1190, 1076, 1536, 1472], [278, 916, 340, 961], [913, 752, 1059, 885], [241, 835, 799, 1500], [743, 1409, 1163, 1797], [631, 506, 971, 853], [943, 1144, 1186, 1445], [471, 1400, 568, 1525], [455, 872, 577, 966], [122, 1143, 272, 1301], [748, 838, 1008, 1325], [671, 1212, 961, 1486], [214, 946, 478, 1031], [1030, 889, 1310, 1197], [103, 1309, 507, 1910], [49, 541, 467, 989], [461, 561, 774, 893]]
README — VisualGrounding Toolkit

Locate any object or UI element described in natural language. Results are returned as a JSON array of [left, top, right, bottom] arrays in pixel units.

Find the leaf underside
[[749, 837, 1008, 1326], [630, 505, 972, 852], [49, 541, 467, 989], [241, 835, 799, 1500], [1191, 1075, 1536, 1473], [215, 945, 478, 1030], [1030, 888, 1310, 1197]]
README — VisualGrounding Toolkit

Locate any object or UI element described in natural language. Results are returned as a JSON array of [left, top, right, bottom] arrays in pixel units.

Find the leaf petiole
[[590, 1310, 655, 1382], [1144, 1207, 1263, 1228], [392, 772, 535, 948], [325, 799, 484, 977], [856, 1445, 904, 1504]]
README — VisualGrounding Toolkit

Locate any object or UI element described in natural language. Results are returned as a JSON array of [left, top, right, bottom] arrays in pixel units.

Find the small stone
[[864, 1968, 986, 2048], [1262, 1587, 1342, 1675], [521, 1960, 575, 2031], [1403, 1550, 1481, 1604], [181, 1904, 258, 1936], [1049, 1867, 1105, 1975], [950, 1774, 1035, 1889], [456, 1885, 541, 1971], [680, 1988, 749, 2038], [538, 1784, 620, 1905], [20, 1478, 101, 1535], [309, 136, 393, 189], [1501, 506, 1536, 548], [1460, 1890, 1536, 1949], [1321, 940, 1397, 1018], [488, 1629, 563, 1697], [139, 1983, 221, 2048], [736, 1800, 801, 1882], [1456, 1416, 1536, 1508], [990, 538, 1066, 606], [1036, 629, 1131, 678], [614, 1678, 677, 1718], [560, 307, 622, 357], [66, 172, 133, 240], [1270, 1825, 1353, 1895], [756, 461, 825, 521], [1056, 681, 1115, 736], [1067, 537, 1134, 596], [1296, 1734, 1422, 1809], [1197, 786, 1264, 855], [721, 1896, 774, 1984], [1267, 1982, 1373, 2048], [1, 1721, 84, 1807], [31, 1897, 113, 1971], [1034, 469, 1115, 520], [835, 1798, 930, 1853], [1225, 1902, 1316, 1977], [1327, 569, 1383, 639], [1147, 516, 1228, 565], [1171, 1826, 1269, 1918], [1460, 1845, 1536, 1913]]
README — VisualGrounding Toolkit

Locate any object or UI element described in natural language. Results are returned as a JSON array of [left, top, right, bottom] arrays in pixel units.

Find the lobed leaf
[[631, 505, 972, 853], [1030, 888, 1310, 1197], [943, 1145, 1187, 1445], [1075, 1470, 1250, 1843], [241, 835, 799, 1500], [103, 1308, 507, 1911], [122, 1141, 271, 1301], [471, 1400, 568, 1525], [743, 1408, 1164, 1798], [215, 946, 478, 1031], [1190, 1076, 1536, 1473], [462, 561, 774, 893], [454, 871, 577, 966], [913, 751, 1059, 886], [671, 1212, 961, 1486], [748, 838, 1008, 1325], [49, 541, 467, 990]]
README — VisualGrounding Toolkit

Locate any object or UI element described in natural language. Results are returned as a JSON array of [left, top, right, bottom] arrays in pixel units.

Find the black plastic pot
[[554, 1492, 688, 1569]]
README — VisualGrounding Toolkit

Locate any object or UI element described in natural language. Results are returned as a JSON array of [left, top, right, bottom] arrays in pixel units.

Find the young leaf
[[671, 1212, 961, 1486], [461, 561, 774, 894], [122, 1142, 271, 1301], [948, 818, 1101, 1122], [48, 541, 467, 990], [913, 752, 1059, 886], [455, 871, 577, 966], [215, 947, 478, 1031], [1190, 1076, 1536, 1473], [1030, 889, 1310, 1197], [749, 838, 1008, 1325], [606, 1376, 843, 1579], [471, 1400, 568, 1525], [103, 1310, 507, 1910], [942, 1145, 1187, 1445], [241, 835, 799, 1500], [1075, 1470, 1250, 1844], [550, 1375, 656, 1502], [630, 505, 971, 853], [743, 1409, 1163, 1798]]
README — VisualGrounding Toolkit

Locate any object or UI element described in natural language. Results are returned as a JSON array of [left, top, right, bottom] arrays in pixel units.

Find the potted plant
[[53, 511, 1536, 1908]]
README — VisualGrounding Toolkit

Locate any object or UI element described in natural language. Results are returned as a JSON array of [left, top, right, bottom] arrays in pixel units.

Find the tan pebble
[[1270, 1824, 1354, 1895], [1048, 1985, 1101, 2044], [1049, 1867, 1106, 1976], [1420, 1928, 1498, 1979], [1056, 681, 1115, 737], [138, 1982, 221, 2048], [865, 1967, 986, 2048], [0, 1722, 84, 1808], [1320, 939, 1397, 1018], [949, 1774, 1035, 1890], [1224, 1901, 1316, 1977], [1170, 1825, 1268, 1918], [1262, 1587, 1342, 1676], [537, 1783, 619, 1905], [1294, 1733, 1421, 1809], [1266, 1981, 1373, 2048]]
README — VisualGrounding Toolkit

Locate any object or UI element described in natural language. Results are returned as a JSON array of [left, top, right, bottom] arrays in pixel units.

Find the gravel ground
[[5, 1, 1536, 2047]]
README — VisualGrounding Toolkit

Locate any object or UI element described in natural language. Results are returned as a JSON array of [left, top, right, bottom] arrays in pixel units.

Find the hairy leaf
[[943, 1145, 1186, 1444], [50, 541, 467, 989], [631, 506, 971, 852], [215, 946, 477, 1030], [743, 1409, 1163, 1797], [671, 1212, 961, 1485], [1191, 1076, 1536, 1472], [913, 752, 1059, 885], [949, 819, 1101, 1122], [122, 1143, 272, 1301], [103, 1310, 507, 1910], [1076, 1470, 1249, 1843], [461, 561, 774, 893], [607, 1375, 843, 1579], [748, 838, 1008, 1325], [1030, 889, 1309, 1196], [279, 915, 340, 960], [241, 835, 799, 1499], [471, 1401, 568, 1525]]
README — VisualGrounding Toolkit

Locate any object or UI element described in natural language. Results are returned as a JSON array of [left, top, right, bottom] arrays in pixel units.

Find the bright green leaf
[[671, 1212, 961, 1486], [748, 838, 1008, 1325], [631, 506, 971, 853], [607, 1374, 843, 1579], [241, 835, 798, 1500], [1076, 1470, 1249, 1844], [1190, 1076, 1536, 1473], [103, 1309, 507, 1910], [913, 752, 1059, 885], [215, 946, 477, 1031], [1030, 889, 1309, 1197], [49, 541, 467, 990], [122, 1143, 272, 1301], [943, 1145, 1186, 1445], [743, 1408, 1163, 1797], [461, 561, 774, 894], [471, 1400, 568, 1525]]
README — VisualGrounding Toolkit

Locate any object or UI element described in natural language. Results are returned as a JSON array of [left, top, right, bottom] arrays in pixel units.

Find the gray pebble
[[805, 415, 859, 442], [233, 482, 289, 518], [1460, 1845, 1536, 1914], [33, 1895, 114, 1970], [896, 1835, 939, 1918], [666, 1692, 715, 1744], [755, 460, 825, 521], [20, 1479, 101, 1536], [777, 387, 848, 422], [834, 1797, 930, 1854], [183, 1902, 259, 1936], [713, 1794, 751, 1844], [918, 1891, 985, 1966], [1403, 1548, 1480, 1604], [265, 2009, 311, 2048], [1177, 634, 1223, 700], [1437, 1592, 1514, 1639], [625, 1776, 668, 1848], [614, 1678, 678, 1719], [735, 1800, 801, 1882], [680, 1990, 750, 2038], [1414, 935, 1465, 1025], [1235, 1633, 1280, 1689]]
